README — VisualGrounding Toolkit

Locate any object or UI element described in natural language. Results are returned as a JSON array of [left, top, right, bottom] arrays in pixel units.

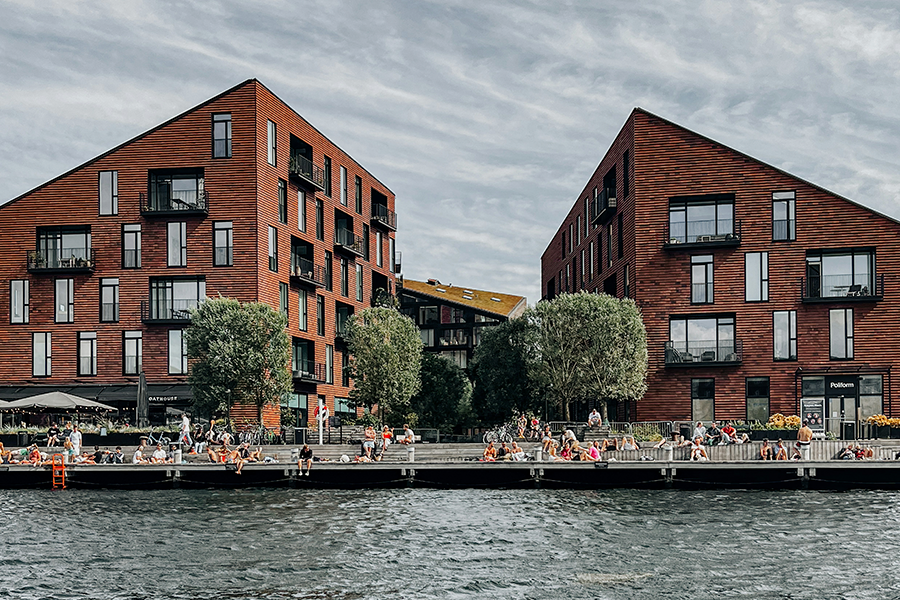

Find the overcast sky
[[2, 0, 899, 303]]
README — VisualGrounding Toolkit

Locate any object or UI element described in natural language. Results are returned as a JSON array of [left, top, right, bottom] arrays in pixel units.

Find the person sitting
[[547, 441, 564, 461], [541, 426, 554, 453], [133, 447, 148, 464], [47, 423, 61, 447], [497, 442, 511, 460], [238, 442, 261, 462], [689, 437, 709, 461], [705, 422, 723, 446], [559, 444, 573, 461], [25, 444, 42, 466], [584, 441, 602, 461], [759, 439, 775, 460], [790, 442, 802, 461], [837, 444, 856, 460], [150, 444, 167, 464], [721, 422, 737, 444], [112, 447, 125, 464], [774, 439, 788, 461], [398, 424, 416, 445], [692, 421, 707, 441], [381, 426, 393, 451], [516, 414, 527, 438], [621, 436, 640, 452], [509, 442, 527, 461], [363, 426, 377, 451], [92, 446, 106, 464], [357, 446, 374, 462], [298, 444, 313, 475], [587, 409, 602, 428], [600, 438, 618, 452], [562, 429, 578, 447], [733, 433, 750, 444], [482, 441, 497, 462]]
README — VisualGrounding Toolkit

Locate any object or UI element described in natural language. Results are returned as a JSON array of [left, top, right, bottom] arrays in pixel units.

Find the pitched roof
[[402, 279, 526, 319]]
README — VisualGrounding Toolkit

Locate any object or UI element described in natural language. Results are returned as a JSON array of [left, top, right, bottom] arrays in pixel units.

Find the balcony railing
[[288, 155, 326, 190], [335, 323, 351, 343], [140, 190, 209, 216], [371, 203, 397, 230], [292, 360, 326, 383], [664, 340, 742, 366], [590, 188, 617, 224], [290, 257, 327, 288], [334, 228, 365, 256], [27, 248, 95, 273], [801, 274, 884, 303], [664, 219, 742, 249], [140, 299, 199, 323]]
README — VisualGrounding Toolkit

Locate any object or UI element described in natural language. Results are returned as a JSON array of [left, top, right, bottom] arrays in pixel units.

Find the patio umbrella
[[0, 391, 116, 412]]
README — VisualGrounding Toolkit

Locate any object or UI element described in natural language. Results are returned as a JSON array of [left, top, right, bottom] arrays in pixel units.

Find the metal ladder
[[51, 454, 66, 490]]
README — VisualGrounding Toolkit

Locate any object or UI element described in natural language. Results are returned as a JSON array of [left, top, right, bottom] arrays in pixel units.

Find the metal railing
[[371, 203, 397, 229], [334, 228, 364, 255], [290, 257, 327, 286], [141, 299, 199, 322], [800, 274, 883, 301], [664, 340, 743, 365], [292, 360, 326, 383], [289, 155, 325, 190], [664, 219, 741, 246], [27, 248, 95, 271], [141, 190, 208, 213]]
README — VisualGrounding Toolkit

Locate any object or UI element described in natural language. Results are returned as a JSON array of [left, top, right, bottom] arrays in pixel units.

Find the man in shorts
[[797, 420, 813, 460], [298, 444, 313, 476]]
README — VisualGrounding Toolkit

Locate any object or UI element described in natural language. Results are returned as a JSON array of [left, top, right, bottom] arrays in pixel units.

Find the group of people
[[482, 441, 528, 461], [690, 421, 751, 446], [354, 424, 416, 462]]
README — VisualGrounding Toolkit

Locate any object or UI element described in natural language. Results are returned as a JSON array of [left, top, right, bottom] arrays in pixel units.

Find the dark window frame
[[122, 224, 141, 269], [100, 278, 119, 323], [773, 310, 797, 361], [10, 279, 29, 324], [213, 221, 233, 267], [691, 254, 714, 304], [77, 331, 97, 377], [123, 331, 142, 376], [212, 113, 232, 159], [99, 170, 118, 216], [829, 308, 854, 360], [772, 190, 796, 241]]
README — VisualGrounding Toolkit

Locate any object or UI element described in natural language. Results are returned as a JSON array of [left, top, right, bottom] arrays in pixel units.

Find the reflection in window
[[691, 255, 713, 303], [669, 316, 735, 362], [772, 191, 795, 241], [773, 310, 797, 360], [829, 308, 853, 359], [669, 196, 734, 243], [806, 250, 874, 298]]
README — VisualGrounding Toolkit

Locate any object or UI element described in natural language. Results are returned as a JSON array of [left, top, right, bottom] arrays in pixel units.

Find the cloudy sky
[[2, 0, 899, 303]]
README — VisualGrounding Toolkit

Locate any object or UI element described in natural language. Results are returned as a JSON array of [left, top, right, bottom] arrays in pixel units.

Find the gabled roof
[[402, 279, 526, 319]]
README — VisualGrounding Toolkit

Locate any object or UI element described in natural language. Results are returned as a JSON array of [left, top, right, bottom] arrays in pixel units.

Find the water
[[2, 488, 900, 599]]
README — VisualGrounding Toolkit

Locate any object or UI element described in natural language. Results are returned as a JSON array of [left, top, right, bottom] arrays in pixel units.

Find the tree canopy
[[185, 297, 292, 420], [347, 306, 422, 425], [410, 353, 473, 432]]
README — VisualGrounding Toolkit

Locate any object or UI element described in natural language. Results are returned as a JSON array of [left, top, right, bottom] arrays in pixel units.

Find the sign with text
[[801, 398, 825, 432], [825, 376, 857, 397]]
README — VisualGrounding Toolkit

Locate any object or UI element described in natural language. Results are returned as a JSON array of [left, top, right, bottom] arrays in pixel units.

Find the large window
[[123, 331, 142, 375], [806, 250, 874, 298], [99, 170, 118, 215], [278, 179, 288, 224], [773, 191, 796, 241], [355, 176, 362, 214], [148, 169, 204, 211], [745, 252, 769, 302], [376, 231, 383, 267], [298, 190, 306, 233], [149, 278, 206, 320], [323, 156, 332, 197], [324, 251, 333, 292], [100, 278, 119, 323], [317, 295, 325, 336], [420, 328, 435, 347], [123, 224, 141, 268], [691, 378, 715, 422], [746, 377, 769, 422], [773, 310, 797, 361], [268, 226, 278, 272], [32, 332, 51, 377], [588, 241, 594, 281], [326, 345, 334, 384], [37, 226, 91, 269], [830, 308, 854, 359], [267, 120, 276, 166], [168, 329, 188, 375], [340, 166, 347, 206], [212, 113, 232, 158], [362, 224, 370, 261], [213, 221, 233, 266], [315, 199, 324, 241], [418, 306, 438, 325], [167, 222, 187, 267], [356, 264, 363, 301], [669, 316, 735, 362], [10, 280, 28, 324], [78, 332, 97, 376], [340, 257, 348, 297], [55, 279, 74, 323], [691, 255, 713, 303], [280, 282, 289, 316], [298, 289, 308, 331], [668, 194, 734, 244]]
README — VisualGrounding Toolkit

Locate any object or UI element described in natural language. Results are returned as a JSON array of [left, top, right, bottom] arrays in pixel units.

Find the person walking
[[178, 413, 194, 453], [797, 420, 813, 461]]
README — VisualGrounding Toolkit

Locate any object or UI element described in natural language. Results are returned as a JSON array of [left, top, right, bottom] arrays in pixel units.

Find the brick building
[[0, 79, 397, 425], [541, 109, 899, 432]]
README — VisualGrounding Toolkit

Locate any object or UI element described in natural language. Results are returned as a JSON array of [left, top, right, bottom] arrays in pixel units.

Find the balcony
[[141, 300, 198, 324], [335, 324, 350, 345], [27, 248, 95, 274], [664, 219, 742, 250], [293, 360, 326, 383], [664, 340, 743, 367], [590, 188, 617, 224], [371, 204, 397, 231], [290, 258, 327, 288], [289, 155, 325, 191], [801, 274, 884, 303], [140, 190, 209, 217], [334, 228, 364, 257]]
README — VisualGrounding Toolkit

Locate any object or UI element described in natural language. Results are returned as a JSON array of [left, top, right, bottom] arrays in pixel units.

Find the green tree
[[347, 307, 422, 425], [185, 297, 292, 421], [410, 353, 473, 432], [529, 295, 588, 421], [471, 317, 544, 424]]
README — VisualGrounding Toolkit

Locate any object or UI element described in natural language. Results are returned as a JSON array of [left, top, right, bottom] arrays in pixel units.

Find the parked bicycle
[[145, 430, 171, 447], [482, 423, 516, 444]]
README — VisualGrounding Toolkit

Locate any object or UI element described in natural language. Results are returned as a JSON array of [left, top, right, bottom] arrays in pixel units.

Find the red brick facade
[[0, 80, 396, 426], [542, 109, 900, 427]]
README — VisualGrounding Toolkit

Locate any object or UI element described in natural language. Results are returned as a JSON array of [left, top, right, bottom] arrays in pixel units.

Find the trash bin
[[294, 428, 306, 445], [17, 431, 28, 446], [407, 446, 415, 462], [174, 448, 183, 464], [842, 421, 856, 441]]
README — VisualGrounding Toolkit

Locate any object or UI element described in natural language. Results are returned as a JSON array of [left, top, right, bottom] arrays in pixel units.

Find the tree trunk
[[599, 401, 609, 423]]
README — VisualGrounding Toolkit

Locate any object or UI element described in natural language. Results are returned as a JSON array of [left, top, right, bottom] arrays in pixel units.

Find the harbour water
[[2, 488, 899, 599]]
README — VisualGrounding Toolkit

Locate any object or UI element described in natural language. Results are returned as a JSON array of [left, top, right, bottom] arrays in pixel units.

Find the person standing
[[178, 413, 194, 452], [797, 420, 813, 461], [69, 425, 82, 457]]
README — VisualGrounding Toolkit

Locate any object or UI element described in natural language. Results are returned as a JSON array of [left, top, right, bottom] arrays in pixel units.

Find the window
[[624, 264, 630, 298], [315, 199, 324, 241], [830, 308, 854, 359], [149, 277, 206, 319], [669, 316, 735, 362], [324, 251, 333, 292], [806, 249, 875, 299], [298, 190, 306, 233], [745, 252, 769, 301], [588, 241, 594, 281], [668, 194, 734, 244], [420, 328, 435, 347], [362, 224, 370, 261], [123, 331, 142, 375], [99, 170, 118, 215], [584, 197, 589, 238], [77, 332, 97, 376], [691, 378, 715, 422], [569, 223, 574, 254], [33, 332, 51, 377], [268, 226, 278, 272], [213, 113, 232, 158], [10, 280, 28, 324], [773, 310, 797, 361], [441, 306, 467, 324], [441, 350, 467, 370], [148, 169, 204, 211], [617, 213, 624, 259], [123, 224, 141, 268], [326, 345, 334, 384], [167, 222, 187, 267], [323, 156, 332, 197], [168, 329, 188, 375], [576, 215, 581, 246], [746, 377, 769, 422], [55, 279, 74, 323], [773, 191, 795, 241], [561, 231, 566, 259], [418, 306, 438, 325], [597, 235, 603, 275], [566, 263, 571, 291], [267, 120, 276, 166], [317, 295, 325, 336], [340, 166, 347, 206], [691, 255, 713, 303], [342, 351, 350, 387], [280, 282, 289, 316], [356, 264, 363, 301], [278, 179, 288, 224], [340, 257, 348, 297], [623, 150, 630, 198], [376, 231, 383, 267], [860, 375, 884, 420], [607, 223, 613, 267], [212, 221, 233, 267], [100, 278, 119, 323], [390, 237, 395, 274], [37, 226, 91, 269], [355, 176, 362, 214], [298, 289, 308, 331]]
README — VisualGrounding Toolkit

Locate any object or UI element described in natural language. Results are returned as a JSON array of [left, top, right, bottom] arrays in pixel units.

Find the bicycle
[[482, 423, 516, 444], [145, 430, 171, 447]]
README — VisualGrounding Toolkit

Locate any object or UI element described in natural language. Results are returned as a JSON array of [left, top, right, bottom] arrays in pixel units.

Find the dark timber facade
[[541, 109, 900, 431], [0, 80, 398, 425]]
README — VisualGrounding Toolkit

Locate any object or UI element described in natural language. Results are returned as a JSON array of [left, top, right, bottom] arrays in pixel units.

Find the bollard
[[174, 448, 183, 464], [407, 446, 415, 462], [534, 448, 543, 462], [665, 446, 674, 462]]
